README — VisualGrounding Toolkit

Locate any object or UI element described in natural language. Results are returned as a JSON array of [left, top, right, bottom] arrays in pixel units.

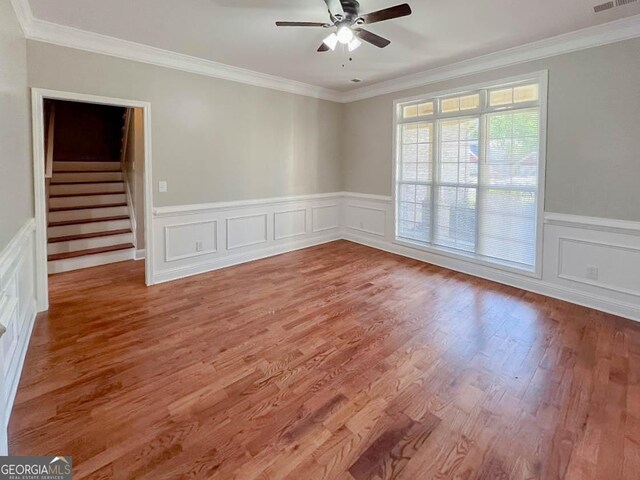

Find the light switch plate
[[159, 181, 168, 193]]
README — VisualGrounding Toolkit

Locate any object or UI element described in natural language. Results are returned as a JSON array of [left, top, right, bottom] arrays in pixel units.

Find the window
[[395, 74, 546, 272]]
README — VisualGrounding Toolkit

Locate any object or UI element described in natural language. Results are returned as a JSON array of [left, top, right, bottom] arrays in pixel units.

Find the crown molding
[[340, 14, 640, 102], [9, 0, 343, 102], [11, 0, 640, 104], [9, 0, 34, 36]]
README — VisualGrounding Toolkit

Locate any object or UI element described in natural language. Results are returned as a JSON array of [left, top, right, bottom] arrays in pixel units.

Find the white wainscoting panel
[[152, 193, 343, 284], [557, 238, 640, 296], [227, 214, 268, 250], [165, 220, 217, 262], [542, 216, 640, 319], [151, 192, 640, 321], [311, 204, 340, 233], [274, 209, 307, 240], [0, 219, 38, 454], [346, 204, 387, 237], [341, 193, 640, 322]]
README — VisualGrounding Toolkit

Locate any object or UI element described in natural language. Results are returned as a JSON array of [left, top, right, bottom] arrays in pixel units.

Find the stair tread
[[50, 191, 125, 198], [48, 243, 134, 261], [53, 158, 118, 162], [49, 203, 127, 212], [52, 170, 121, 173], [48, 229, 132, 244], [50, 181, 124, 185], [48, 215, 130, 227]]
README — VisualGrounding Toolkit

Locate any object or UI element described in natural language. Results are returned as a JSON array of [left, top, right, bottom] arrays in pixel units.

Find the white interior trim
[[545, 212, 640, 234], [0, 218, 38, 455], [341, 191, 640, 322], [391, 70, 548, 278], [10, 0, 640, 103], [30, 88, 155, 309], [153, 192, 347, 217], [149, 191, 640, 321]]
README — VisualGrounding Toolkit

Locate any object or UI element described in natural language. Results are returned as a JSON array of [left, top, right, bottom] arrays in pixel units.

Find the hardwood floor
[[9, 240, 640, 479]]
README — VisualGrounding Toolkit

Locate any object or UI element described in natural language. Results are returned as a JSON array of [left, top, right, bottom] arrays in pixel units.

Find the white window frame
[[391, 70, 548, 278]]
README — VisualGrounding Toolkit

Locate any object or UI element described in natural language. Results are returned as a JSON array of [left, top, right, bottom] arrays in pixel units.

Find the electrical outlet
[[195, 241, 204, 252], [158, 180, 168, 193], [586, 265, 599, 280]]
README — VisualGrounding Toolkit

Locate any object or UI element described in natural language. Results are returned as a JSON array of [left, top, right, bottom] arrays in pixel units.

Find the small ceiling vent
[[593, 1, 614, 12], [593, 0, 637, 12]]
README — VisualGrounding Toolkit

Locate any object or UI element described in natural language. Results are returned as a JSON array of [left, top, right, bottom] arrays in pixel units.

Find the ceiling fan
[[276, 0, 412, 52]]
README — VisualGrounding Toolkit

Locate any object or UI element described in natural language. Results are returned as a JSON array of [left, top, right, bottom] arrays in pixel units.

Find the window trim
[[391, 70, 548, 278]]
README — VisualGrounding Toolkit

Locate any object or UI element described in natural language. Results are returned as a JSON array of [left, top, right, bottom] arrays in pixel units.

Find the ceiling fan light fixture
[[348, 37, 362, 51], [336, 25, 354, 44], [323, 32, 339, 50]]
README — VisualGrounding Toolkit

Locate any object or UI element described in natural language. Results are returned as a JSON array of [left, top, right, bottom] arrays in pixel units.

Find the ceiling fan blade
[[323, 0, 345, 17], [275, 21, 329, 27], [317, 42, 330, 52], [359, 4, 412, 24], [354, 28, 391, 48]]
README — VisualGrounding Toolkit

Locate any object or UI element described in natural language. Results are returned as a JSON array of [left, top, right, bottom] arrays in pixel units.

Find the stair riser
[[48, 233, 134, 255], [49, 194, 127, 209], [50, 183, 125, 195], [53, 161, 121, 172], [48, 219, 131, 238], [51, 172, 123, 183], [48, 248, 135, 274], [48, 206, 129, 223]]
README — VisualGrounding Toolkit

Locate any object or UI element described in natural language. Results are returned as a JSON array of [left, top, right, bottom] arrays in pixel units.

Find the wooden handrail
[[44, 105, 55, 179], [120, 108, 132, 166]]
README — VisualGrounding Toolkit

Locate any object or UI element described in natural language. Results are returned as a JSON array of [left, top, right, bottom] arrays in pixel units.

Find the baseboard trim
[[344, 231, 640, 322], [135, 249, 146, 260], [153, 232, 341, 284]]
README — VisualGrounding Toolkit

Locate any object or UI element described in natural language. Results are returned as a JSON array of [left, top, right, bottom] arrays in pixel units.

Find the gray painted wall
[[0, 0, 33, 251], [343, 37, 640, 222], [17, 33, 640, 232], [26, 41, 343, 208]]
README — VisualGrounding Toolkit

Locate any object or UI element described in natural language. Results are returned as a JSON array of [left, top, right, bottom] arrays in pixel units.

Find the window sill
[[392, 237, 542, 280]]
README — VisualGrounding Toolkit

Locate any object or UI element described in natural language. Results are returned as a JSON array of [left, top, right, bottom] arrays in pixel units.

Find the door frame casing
[[31, 88, 154, 310]]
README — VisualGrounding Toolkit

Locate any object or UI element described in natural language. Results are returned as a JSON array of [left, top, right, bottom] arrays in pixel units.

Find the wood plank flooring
[[9, 240, 640, 479]]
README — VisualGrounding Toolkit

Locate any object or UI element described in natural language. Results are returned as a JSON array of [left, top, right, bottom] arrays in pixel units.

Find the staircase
[[47, 160, 135, 274]]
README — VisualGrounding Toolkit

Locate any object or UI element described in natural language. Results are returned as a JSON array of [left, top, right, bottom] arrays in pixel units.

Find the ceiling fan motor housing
[[337, 0, 362, 23]]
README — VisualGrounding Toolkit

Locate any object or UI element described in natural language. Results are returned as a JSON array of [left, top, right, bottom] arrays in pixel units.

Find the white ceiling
[[27, 0, 640, 91]]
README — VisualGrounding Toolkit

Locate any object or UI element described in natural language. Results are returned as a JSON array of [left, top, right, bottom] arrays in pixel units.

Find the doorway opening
[[31, 90, 154, 311]]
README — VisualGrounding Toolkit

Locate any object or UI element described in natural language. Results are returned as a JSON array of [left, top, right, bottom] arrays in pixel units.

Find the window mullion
[[430, 120, 439, 245], [476, 113, 486, 255]]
